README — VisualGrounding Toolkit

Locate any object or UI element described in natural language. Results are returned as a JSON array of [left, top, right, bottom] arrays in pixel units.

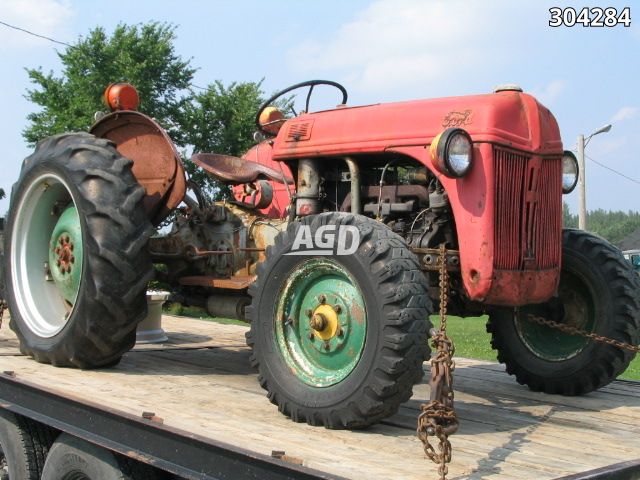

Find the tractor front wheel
[[488, 229, 640, 395], [246, 212, 432, 428]]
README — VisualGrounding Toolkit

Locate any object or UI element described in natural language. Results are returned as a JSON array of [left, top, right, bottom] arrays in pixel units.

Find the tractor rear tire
[[4, 133, 154, 368], [0, 410, 55, 480], [487, 229, 640, 395], [246, 212, 432, 428]]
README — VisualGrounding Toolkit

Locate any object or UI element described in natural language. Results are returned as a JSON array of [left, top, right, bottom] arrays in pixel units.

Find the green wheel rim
[[274, 258, 367, 387], [48, 205, 83, 305], [515, 271, 595, 361]]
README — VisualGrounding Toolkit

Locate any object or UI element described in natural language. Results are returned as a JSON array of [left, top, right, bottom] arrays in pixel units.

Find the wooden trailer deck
[[1, 315, 639, 479]]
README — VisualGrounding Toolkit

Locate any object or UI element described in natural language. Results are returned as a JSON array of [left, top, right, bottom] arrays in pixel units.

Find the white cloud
[[611, 106, 637, 123], [531, 80, 566, 106], [287, 0, 515, 96], [0, 0, 74, 50]]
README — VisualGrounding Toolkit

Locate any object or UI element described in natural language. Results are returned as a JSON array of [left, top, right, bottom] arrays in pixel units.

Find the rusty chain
[[525, 313, 640, 353], [0, 300, 5, 330], [417, 244, 459, 480]]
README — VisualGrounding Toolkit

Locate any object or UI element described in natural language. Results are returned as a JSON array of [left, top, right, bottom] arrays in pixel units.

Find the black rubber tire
[[0, 409, 56, 480], [246, 212, 432, 428], [41, 433, 158, 480], [487, 229, 640, 395], [4, 133, 154, 368]]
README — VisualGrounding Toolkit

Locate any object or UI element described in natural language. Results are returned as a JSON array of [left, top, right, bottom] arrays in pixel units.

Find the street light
[[577, 123, 612, 230]]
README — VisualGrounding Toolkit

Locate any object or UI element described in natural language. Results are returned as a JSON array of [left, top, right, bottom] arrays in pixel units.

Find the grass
[[436, 315, 640, 381], [167, 307, 639, 381], [163, 303, 246, 326]]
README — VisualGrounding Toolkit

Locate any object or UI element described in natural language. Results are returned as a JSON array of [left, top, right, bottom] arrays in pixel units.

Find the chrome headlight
[[431, 128, 474, 178], [562, 151, 579, 194]]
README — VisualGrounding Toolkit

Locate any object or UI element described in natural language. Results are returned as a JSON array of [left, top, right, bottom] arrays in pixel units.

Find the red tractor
[[3, 80, 639, 429]]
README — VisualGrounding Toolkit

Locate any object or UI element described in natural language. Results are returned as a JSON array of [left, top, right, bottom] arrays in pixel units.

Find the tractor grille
[[494, 147, 562, 270]]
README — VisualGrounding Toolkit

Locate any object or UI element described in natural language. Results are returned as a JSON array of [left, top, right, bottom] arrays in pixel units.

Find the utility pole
[[577, 134, 586, 230], [576, 124, 612, 230]]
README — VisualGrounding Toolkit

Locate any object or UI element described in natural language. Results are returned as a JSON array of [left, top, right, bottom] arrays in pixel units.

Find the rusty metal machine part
[[192, 153, 294, 185], [296, 159, 322, 216], [149, 200, 287, 300], [206, 294, 251, 320], [90, 111, 185, 225], [344, 157, 360, 214], [235, 180, 274, 210]]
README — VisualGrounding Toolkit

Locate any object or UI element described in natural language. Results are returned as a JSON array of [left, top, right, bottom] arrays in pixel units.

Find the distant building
[[618, 227, 640, 251]]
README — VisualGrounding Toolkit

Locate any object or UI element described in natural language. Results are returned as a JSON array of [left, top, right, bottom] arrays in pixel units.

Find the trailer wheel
[[246, 212, 432, 428], [41, 433, 157, 480], [4, 133, 154, 368], [488, 229, 640, 395], [0, 410, 55, 480]]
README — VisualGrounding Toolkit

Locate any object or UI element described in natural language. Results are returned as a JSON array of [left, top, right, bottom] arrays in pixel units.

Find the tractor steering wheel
[[255, 80, 348, 135]]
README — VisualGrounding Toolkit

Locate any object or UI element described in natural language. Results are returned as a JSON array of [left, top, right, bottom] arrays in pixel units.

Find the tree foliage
[[182, 80, 265, 195], [563, 202, 640, 246], [22, 22, 276, 200], [23, 22, 195, 146]]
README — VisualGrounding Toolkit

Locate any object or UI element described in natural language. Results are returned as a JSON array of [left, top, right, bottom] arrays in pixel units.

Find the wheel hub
[[310, 304, 340, 340], [48, 205, 83, 305], [515, 272, 594, 361], [274, 258, 366, 387], [54, 235, 76, 274]]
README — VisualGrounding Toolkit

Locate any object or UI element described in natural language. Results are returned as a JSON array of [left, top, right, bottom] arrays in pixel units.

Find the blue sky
[[1, 0, 638, 216]]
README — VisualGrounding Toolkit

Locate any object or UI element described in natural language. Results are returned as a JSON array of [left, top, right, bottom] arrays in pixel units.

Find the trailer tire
[[246, 212, 432, 428], [0, 410, 55, 480], [42, 434, 157, 480], [4, 133, 154, 368], [488, 229, 640, 395]]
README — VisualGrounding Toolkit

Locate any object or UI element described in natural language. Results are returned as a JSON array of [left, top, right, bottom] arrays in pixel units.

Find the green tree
[[563, 202, 578, 228], [0, 188, 5, 200], [23, 22, 195, 146], [22, 22, 275, 201], [182, 80, 266, 196], [562, 202, 640, 245]]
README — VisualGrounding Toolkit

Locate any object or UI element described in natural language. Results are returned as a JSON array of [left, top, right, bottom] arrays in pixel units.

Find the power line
[[0, 20, 73, 48], [584, 153, 640, 186], [0, 19, 215, 94]]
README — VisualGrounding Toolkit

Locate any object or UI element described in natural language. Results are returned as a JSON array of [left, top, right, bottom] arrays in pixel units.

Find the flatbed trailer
[[1, 315, 639, 480]]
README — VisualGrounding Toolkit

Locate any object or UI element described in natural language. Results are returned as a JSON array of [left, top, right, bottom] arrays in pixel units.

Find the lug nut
[[337, 327, 344, 337], [318, 294, 326, 304], [66, 266, 71, 273], [305, 309, 313, 318], [309, 333, 315, 340], [70, 256, 75, 263], [69, 244, 74, 251], [310, 313, 327, 331], [324, 342, 330, 351], [56, 260, 61, 267], [55, 247, 61, 254], [65, 236, 70, 243], [333, 304, 342, 314]]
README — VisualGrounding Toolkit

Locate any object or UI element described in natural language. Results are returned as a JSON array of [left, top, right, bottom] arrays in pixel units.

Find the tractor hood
[[271, 89, 562, 159]]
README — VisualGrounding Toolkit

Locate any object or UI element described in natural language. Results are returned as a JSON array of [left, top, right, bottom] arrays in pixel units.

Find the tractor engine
[[148, 199, 286, 318]]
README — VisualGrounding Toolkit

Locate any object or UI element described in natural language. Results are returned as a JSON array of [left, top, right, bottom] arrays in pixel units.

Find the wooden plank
[[1, 315, 639, 480]]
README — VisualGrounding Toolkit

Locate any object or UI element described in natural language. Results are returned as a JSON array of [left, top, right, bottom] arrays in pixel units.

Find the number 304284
[[549, 7, 631, 27]]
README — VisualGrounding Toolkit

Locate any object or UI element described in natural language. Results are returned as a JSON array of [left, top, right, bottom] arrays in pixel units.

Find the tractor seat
[[192, 153, 293, 184]]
